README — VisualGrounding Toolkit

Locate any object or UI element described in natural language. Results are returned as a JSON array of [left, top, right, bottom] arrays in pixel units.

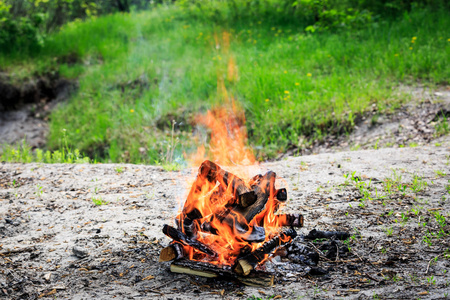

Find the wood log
[[233, 171, 276, 224], [234, 228, 297, 276], [305, 229, 349, 240], [180, 160, 256, 237], [170, 259, 274, 287], [275, 214, 304, 227], [162, 225, 217, 258], [159, 243, 184, 262]]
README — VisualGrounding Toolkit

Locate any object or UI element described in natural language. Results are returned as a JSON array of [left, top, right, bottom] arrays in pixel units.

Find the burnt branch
[[171, 259, 274, 287], [162, 225, 217, 258], [159, 243, 184, 262], [275, 214, 304, 227], [305, 229, 350, 241], [234, 228, 298, 275]]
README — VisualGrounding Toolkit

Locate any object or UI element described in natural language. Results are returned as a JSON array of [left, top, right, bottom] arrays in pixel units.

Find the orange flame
[[175, 32, 289, 266]]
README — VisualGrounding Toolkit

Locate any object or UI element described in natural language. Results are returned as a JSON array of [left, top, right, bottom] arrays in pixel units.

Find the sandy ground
[[1, 136, 450, 299]]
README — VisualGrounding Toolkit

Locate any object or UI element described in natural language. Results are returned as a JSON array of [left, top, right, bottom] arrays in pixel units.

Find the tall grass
[[1, 5, 449, 163]]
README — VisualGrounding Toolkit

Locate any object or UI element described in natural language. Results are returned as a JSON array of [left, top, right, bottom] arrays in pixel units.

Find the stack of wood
[[159, 160, 304, 286]]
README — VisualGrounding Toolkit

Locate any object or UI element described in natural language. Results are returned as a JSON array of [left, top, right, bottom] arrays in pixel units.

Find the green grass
[[1, 5, 449, 164]]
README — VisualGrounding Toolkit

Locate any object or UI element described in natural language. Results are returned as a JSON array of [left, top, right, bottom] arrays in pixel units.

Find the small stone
[[43, 273, 52, 282], [72, 246, 89, 258]]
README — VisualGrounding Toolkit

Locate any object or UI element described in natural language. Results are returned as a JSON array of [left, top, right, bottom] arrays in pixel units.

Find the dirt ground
[[1, 133, 449, 299]]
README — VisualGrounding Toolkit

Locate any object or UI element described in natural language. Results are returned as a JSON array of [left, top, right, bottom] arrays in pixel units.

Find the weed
[[427, 276, 436, 285], [385, 227, 394, 237], [410, 174, 428, 193], [435, 170, 447, 177], [92, 197, 108, 206], [423, 233, 433, 247], [34, 184, 44, 199], [412, 205, 423, 216], [434, 115, 450, 137], [401, 212, 409, 224], [433, 211, 447, 228], [1, 137, 90, 164], [115, 166, 124, 174]]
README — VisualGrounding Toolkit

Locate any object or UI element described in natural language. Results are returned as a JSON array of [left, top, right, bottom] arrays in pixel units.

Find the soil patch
[[0, 138, 449, 299], [0, 73, 77, 149], [279, 86, 450, 158]]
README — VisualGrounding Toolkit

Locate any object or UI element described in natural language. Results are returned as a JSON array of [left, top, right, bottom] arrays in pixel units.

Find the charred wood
[[159, 243, 184, 262], [234, 228, 297, 276], [170, 259, 274, 287], [305, 229, 350, 241], [232, 171, 276, 224], [276, 214, 304, 227], [162, 225, 217, 258]]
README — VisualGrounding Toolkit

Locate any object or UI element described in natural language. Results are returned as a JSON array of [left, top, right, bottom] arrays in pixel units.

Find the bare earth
[[1, 136, 449, 299]]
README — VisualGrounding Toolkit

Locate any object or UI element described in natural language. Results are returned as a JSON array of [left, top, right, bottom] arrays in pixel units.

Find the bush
[[176, 0, 449, 31], [0, 0, 152, 54]]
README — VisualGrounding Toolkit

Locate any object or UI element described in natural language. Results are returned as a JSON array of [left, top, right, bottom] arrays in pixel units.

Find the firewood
[[162, 225, 217, 258], [170, 259, 274, 287], [234, 228, 297, 276], [233, 171, 276, 224], [305, 229, 350, 240], [159, 243, 184, 262], [180, 160, 256, 236], [275, 214, 304, 227]]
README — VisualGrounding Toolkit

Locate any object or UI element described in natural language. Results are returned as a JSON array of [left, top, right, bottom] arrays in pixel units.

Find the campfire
[[159, 159, 303, 285], [158, 54, 348, 285], [157, 98, 310, 286]]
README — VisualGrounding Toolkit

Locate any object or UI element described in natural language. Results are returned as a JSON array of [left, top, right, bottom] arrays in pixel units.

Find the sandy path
[[1, 138, 449, 299]]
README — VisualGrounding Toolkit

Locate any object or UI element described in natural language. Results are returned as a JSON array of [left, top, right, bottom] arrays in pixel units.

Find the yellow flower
[[448, 38, 450, 42], [412, 36, 417, 40], [394, 54, 398, 57], [284, 70, 287, 74], [307, 73, 312, 77], [295, 82, 300, 86], [284, 90, 289, 94], [411, 40, 415, 43], [130, 109, 135, 113], [265, 99, 269, 102], [409, 47, 413, 50]]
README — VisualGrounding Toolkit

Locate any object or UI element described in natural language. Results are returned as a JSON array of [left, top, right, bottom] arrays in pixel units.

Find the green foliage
[[92, 196, 108, 206], [0, 0, 152, 54], [176, 0, 449, 32], [1, 3, 449, 164], [0, 136, 90, 164]]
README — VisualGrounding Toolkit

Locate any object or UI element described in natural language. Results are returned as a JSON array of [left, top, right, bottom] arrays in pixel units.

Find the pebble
[[72, 246, 89, 258]]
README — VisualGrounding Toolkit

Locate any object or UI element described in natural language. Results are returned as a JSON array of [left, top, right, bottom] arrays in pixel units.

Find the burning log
[[159, 242, 184, 262], [234, 228, 298, 276], [161, 160, 303, 283], [162, 225, 217, 258], [275, 214, 304, 228], [170, 259, 274, 287], [233, 171, 276, 224]]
